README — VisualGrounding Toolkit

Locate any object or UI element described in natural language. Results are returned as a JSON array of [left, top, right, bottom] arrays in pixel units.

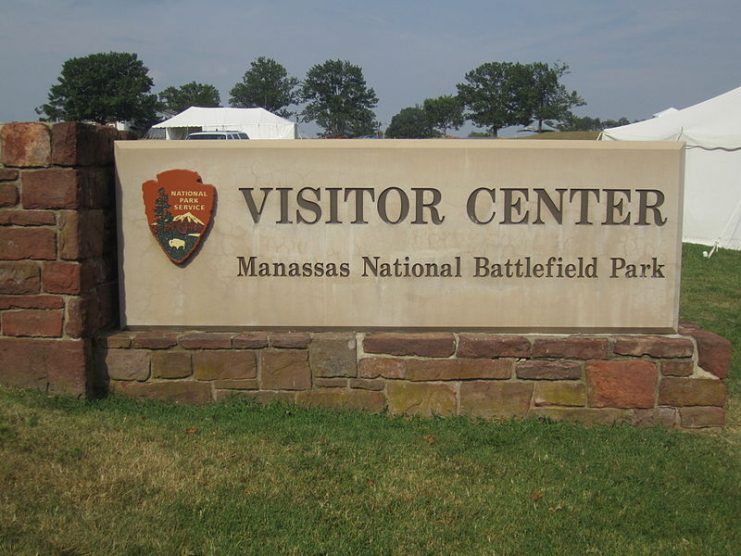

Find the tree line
[[37, 51, 626, 137]]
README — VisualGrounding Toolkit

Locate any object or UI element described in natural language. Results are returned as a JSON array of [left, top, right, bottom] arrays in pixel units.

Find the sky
[[1, 0, 740, 137]]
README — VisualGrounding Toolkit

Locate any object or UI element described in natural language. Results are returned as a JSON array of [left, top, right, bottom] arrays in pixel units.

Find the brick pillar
[[0, 122, 127, 397]]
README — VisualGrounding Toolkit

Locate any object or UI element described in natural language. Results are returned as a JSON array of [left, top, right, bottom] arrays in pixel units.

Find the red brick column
[[0, 122, 127, 396]]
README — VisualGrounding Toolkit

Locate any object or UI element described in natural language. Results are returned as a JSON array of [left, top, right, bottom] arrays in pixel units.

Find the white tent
[[153, 107, 297, 140], [601, 86, 741, 251]]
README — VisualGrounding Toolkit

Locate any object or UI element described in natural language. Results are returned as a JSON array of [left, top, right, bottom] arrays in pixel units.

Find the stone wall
[[0, 121, 732, 429], [100, 328, 731, 429], [0, 122, 125, 396]]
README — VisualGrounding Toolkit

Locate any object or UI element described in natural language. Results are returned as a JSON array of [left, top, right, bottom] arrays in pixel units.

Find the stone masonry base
[[98, 327, 731, 429]]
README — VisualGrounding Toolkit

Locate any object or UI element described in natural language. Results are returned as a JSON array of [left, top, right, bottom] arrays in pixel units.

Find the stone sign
[[115, 140, 684, 330]]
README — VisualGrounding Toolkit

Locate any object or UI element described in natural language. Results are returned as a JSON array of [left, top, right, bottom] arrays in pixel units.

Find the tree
[[159, 82, 220, 114], [385, 106, 438, 138], [556, 114, 602, 131], [525, 62, 585, 131], [37, 52, 158, 129], [456, 62, 531, 137], [301, 59, 379, 138], [601, 117, 631, 129], [153, 187, 173, 240], [229, 57, 299, 118], [468, 131, 496, 138], [422, 95, 464, 137], [556, 115, 631, 132]]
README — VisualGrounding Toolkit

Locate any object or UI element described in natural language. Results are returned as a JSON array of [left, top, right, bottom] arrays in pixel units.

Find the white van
[[186, 131, 249, 140]]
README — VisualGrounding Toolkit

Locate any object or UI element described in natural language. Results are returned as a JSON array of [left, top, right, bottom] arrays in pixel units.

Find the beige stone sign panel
[[115, 140, 684, 331]]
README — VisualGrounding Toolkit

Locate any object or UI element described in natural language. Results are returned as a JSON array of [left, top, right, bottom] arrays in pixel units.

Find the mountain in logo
[[172, 211, 206, 234], [173, 212, 205, 225]]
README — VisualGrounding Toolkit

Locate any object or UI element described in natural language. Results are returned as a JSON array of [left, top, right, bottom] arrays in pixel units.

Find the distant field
[[521, 130, 601, 140]]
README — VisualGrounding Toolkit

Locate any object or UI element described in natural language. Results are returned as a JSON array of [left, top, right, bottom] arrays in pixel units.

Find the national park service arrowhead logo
[[142, 169, 216, 265]]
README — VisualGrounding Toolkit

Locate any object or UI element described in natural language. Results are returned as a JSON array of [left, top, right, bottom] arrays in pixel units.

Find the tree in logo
[[153, 187, 173, 240]]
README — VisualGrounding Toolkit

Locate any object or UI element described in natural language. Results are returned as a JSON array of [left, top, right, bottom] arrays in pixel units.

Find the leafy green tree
[[468, 131, 496, 138], [525, 63, 585, 131], [556, 115, 631, 132], [456, 62, 531, 137], [601, 117, 631, 129], [556, 114, 602, 131], [158, 82, 220, 114], [229, 57, 299, 118], [301, 59, 379, 137], [385, 106, 439, 138], [422, 95, 464, 137], [37, 52, 158, 129]]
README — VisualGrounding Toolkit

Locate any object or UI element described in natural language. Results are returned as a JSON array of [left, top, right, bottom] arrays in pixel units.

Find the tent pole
[[703, 196, 741, 258]]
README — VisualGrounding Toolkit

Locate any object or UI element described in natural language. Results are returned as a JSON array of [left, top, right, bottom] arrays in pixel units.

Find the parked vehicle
[[186, 131, 249, 140]]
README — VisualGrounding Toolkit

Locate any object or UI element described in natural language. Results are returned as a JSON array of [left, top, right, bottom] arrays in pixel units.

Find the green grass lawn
[[681, 244, 741, 429], [1, 244, 739, 555]]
